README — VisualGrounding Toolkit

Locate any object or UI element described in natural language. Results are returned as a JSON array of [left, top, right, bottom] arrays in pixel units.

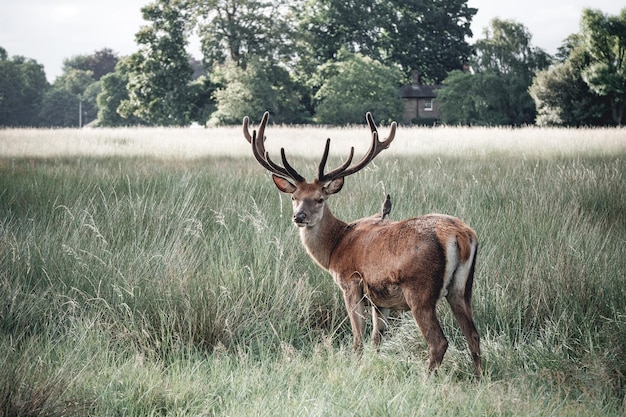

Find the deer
[[242, 112, 482, 376]]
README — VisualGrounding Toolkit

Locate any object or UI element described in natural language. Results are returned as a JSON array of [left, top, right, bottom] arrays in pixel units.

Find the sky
[[0, 0, 623, 83]]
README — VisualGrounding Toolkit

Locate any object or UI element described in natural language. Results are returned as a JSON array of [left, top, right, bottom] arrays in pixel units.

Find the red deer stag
[[242, 112, 482, 376]]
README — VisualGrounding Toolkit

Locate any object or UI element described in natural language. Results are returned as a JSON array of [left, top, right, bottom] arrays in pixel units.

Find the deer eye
[[317, 198, 324, 204]]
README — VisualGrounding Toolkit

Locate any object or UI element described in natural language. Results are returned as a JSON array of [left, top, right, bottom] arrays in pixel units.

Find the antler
[[243, 112, 305, 183], [317, 112, 396, 183], [243, 112, 396, 185]]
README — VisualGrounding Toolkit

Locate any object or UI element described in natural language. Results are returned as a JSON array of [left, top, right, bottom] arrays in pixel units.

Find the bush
[[209, 58, 307, 125], [314, 51, 404, 125]]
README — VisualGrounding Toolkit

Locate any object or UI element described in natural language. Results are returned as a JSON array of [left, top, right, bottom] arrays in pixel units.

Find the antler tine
[[243, 112, 269, 156], [251, 130, 286, 176], [260, 144, 305, 183], [249, 111, 270, 158], [317, 139, 331, 180], [242, 116, 252, 143], [367, 111, 396, 150], [261, 146, 305, 183], [317, 139, 355, 183], [317, 113, 396, 183], [245, 112, 305, 183], [318, 138, 355, 181], [280, 148, 305, 183]]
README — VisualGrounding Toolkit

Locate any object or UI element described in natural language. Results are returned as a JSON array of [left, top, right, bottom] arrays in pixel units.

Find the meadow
[[1, 125, 625, 416]]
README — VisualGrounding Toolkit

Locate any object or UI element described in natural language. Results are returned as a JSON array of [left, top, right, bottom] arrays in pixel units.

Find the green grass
[[1, 129, 625, 416]]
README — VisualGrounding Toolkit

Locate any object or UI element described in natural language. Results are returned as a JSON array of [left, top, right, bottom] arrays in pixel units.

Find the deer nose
[[293, 212, 307, 224]]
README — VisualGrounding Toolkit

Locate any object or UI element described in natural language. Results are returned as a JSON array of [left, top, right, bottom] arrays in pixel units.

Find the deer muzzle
[[293, 212, 308, 226]]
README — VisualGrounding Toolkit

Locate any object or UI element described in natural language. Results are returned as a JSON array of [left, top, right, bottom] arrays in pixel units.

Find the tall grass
[[1, 128, 625, 416]]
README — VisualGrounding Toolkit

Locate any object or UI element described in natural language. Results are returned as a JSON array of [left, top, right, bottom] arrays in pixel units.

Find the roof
[[399, 84, 440, 99]]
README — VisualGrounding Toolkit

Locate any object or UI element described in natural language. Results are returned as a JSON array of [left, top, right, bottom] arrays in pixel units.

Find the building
[[399, 71, 441, 125]]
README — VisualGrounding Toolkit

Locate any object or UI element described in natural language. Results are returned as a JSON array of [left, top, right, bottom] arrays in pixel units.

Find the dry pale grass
[[1, 125, 624, 160]]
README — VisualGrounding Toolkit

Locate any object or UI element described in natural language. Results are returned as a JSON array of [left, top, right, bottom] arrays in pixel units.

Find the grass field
[[1, 125, 625, 416]]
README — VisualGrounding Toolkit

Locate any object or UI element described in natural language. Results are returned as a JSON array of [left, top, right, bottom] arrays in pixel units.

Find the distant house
[[399, 71, 441, 125]]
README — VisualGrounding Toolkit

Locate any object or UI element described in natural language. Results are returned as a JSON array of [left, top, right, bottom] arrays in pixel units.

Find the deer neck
[[298, 205, 347, 271]]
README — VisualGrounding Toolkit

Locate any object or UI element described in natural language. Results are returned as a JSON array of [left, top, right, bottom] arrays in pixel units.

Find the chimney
[[411, 69, 420, 85]]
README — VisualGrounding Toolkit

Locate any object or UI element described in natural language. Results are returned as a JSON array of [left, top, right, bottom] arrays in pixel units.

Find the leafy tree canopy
[[294, 0, 476, 83], [39, 89, 80, 127], [121, 0, 194, 126], [39, 69, 99, 127], [438, 70, 512, 126], [293, 0, 382, 63], [530, 60, 608, 126], [194, 0, 293, 70], [97, 58, 145, 127], [530, 8, 625, 126], [580, 8, 626, 125], [314, 51, 404, 125], [438, 18, 551, 126], [63, 48, 119, 81], [0, 47, 49, 127], [379, 0, 477, 83], [209, 57, 306, 125], [473, 18, 551, 78]]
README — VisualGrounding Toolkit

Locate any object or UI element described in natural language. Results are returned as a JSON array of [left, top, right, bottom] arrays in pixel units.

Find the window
[[424, 98, 433, 111]]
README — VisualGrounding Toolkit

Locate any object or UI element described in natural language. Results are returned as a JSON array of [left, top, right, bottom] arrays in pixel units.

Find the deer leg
[[410, 305, 448, 374], [372, 306, 390, 349], [341, 281, 366, 353], [447, 296, 482, 377]]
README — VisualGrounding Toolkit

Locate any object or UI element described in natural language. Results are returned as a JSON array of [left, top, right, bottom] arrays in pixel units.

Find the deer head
[[243, 112, 396, 228]]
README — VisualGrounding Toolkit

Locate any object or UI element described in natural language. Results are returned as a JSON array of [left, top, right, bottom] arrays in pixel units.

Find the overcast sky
[[0, 0, 623, 82]]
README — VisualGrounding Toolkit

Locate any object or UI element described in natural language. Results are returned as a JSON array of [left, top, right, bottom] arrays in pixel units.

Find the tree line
[[1, 1, 624, 128]]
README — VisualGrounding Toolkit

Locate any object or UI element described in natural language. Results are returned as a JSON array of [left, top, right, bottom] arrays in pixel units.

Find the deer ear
[[272, 175, 297, 193], [324, 177, 344, 195]]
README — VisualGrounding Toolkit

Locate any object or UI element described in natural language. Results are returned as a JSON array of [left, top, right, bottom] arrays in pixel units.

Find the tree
[[474, 18, 550, 77], [580, 8, 626, 125], [555, 33, 583, 63], [530, 61, 608, 126], [379, 0, 476, 83], [293, 0, 475, 83], [38, 88, 80, 127], [437, 70, 512, 125], [0, 47, 49, 126], [63, 48, 119, 81], [194, 0, 293, 70], [209, 58, 306, 125], [189, 75, 218, 125], [438, 18, 551, 126], [39, 69, 97, 127], [437, 71, 479, 125], [97, 58, 145, 126], [530, 33, 610, 127], [35, 49, 118, 127], [97, 70, 131, 126], [314, 51, 404, 125], [290, 0, 475, 117], [121, 0, 194, 126], [529, 9, 625, 127], [293, 0, 382, 64]]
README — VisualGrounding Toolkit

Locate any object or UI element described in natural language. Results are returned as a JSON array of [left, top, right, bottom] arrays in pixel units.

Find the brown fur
[[293, 192, 482, 376], [243, 112, 482, 376]]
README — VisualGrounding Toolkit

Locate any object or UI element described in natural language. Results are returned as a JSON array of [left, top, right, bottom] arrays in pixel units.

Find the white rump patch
[[439, 239, 458, 300], [440, 236, 476, 300]]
